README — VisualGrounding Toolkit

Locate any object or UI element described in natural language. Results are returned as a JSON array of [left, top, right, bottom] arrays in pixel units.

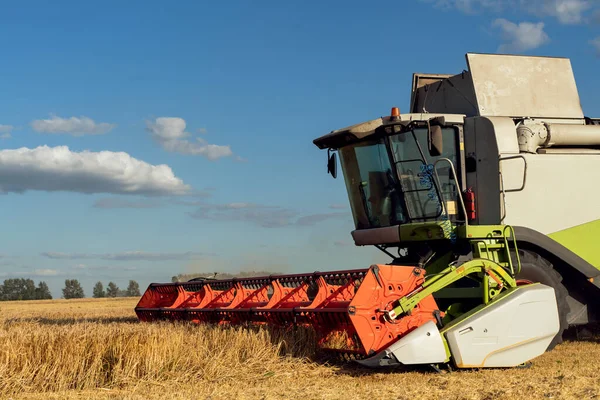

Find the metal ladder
[[472, 225, 521, 277]]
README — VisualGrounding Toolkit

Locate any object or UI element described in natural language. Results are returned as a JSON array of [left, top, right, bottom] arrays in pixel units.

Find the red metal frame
[[135, 265, 440, 356]]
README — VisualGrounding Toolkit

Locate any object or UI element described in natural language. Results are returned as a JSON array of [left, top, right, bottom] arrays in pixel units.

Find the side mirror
[[428, 125, 443, 157], [327, 151, 337, 179]]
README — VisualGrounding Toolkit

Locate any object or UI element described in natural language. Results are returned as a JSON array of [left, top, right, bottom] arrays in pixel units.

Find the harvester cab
[[136, 53, 600, 370]]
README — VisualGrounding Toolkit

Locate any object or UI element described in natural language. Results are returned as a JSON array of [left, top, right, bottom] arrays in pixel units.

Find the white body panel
[[444, 284, 559, 368], [386, 321, 447, 364], [466, 53, 583, 119], [501, 153, 600, 234], [355, 320, 447, 368]]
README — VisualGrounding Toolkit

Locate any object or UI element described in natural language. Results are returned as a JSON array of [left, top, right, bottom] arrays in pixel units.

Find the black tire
[[513, 249, 570, 351]]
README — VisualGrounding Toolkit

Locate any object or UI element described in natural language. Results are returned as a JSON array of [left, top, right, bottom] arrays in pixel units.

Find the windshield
[[339, 139, 406, 229], [339, 126, 459, 229], [390, 127, 458, 221]]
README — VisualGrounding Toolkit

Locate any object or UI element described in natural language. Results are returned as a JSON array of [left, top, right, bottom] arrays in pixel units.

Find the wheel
[[512, 249, 570, 350]]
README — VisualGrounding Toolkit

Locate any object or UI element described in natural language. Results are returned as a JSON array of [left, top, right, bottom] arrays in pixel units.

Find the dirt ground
[[1, 297, 599, 400]]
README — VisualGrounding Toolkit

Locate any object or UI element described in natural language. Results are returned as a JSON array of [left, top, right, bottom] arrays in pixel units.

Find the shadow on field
[[4, 316, 140, 326], [309, 353, 444, 376], [564, 323, 600, 344], [238, 324, 448, 375]]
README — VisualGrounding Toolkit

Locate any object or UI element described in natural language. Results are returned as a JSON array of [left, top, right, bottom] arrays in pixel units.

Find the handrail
[[499, 155, 528, 222], [503, 225, 521, 276], [499, 155, 528, 193], [433, 158, 469, 227], [472, 240, 491, 261]]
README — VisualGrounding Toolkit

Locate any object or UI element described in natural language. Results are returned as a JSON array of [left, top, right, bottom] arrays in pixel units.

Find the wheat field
[[0, 297, 599, 400]]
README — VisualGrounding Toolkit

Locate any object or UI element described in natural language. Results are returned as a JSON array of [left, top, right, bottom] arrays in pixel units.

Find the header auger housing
[[137, 53, 600, 370]]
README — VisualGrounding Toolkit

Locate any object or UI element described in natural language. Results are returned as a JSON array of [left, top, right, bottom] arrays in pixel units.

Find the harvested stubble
[[1, 298, 600, 400], [0, 321, 309, 392]]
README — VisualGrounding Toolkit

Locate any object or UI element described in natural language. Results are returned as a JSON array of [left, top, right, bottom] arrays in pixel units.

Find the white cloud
[[31, 115, 115, 136], [333, 240, 352, 247], [296, 212, 348, 226], [41, 251, 206, 261], [591, 37, 600, 55], [0, 125, 13, 139], [433, 0, 505, 13], [0, 145, 189, 196], [146, 117, 233, 160], [93, 197, 162, 209], [493, 18, 550, 52], [188, 202, 295, 228], [32, 269, 59, 276], [538, 0, 591, 24], [86, 264, 138, 271], [188, 201, 349, 228], [425, 0, 596, 24], [0, 268, 64, 278]]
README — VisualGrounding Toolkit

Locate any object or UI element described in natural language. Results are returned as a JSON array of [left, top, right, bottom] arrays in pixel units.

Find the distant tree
[[62, 279, 85, 299], [35, 281, 52, 300], [0, 278, 37, 301], [126, 280, 141, 297], [92, 281, 105, 298], [106, 281, 119, 298]]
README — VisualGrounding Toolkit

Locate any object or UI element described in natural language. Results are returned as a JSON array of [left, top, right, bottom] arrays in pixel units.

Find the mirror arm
[[428, 116, 446, 126], [427, 122, 444, 157]]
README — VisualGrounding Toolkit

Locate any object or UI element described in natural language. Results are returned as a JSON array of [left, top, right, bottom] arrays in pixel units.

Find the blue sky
[[0, 0, 598, 298]]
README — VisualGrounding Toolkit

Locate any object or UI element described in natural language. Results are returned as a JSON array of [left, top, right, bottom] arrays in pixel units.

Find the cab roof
[[313, 113, 465, 150]]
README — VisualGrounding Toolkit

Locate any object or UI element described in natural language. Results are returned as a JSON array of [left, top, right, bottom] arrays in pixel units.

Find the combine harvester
[[136, 53, 600, 369]]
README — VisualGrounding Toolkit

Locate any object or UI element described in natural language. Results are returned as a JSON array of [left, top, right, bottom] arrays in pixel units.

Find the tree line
[[0, 279, 52, 301], [0, 278, 142, 301], [90, 280, 140, 299]]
